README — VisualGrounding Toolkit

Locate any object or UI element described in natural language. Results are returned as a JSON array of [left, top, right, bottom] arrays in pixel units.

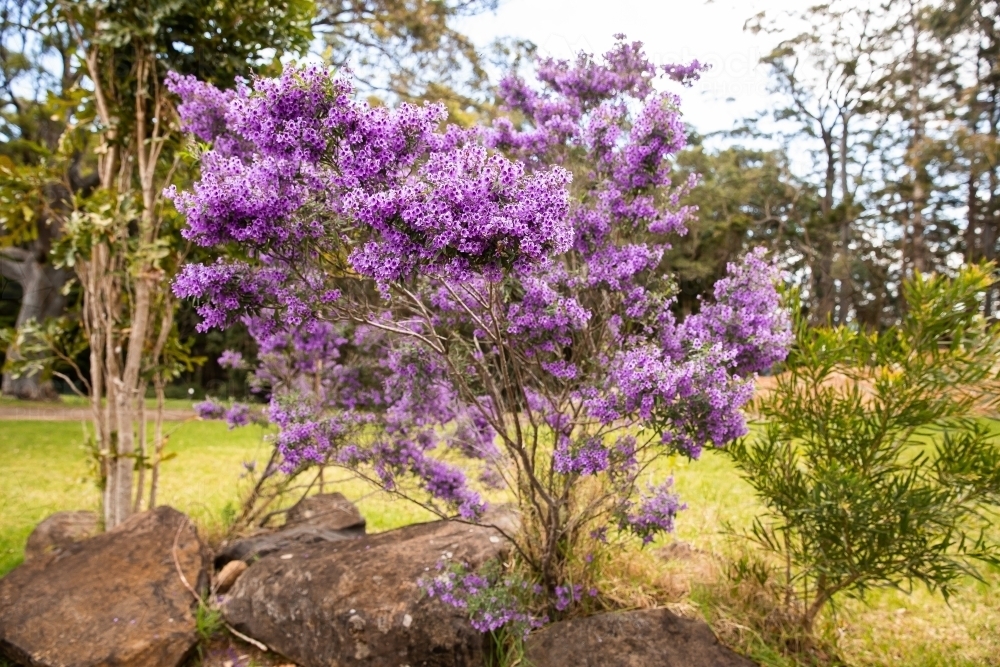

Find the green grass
[[1, 420, 98, 574], [1, 418, 998, 666], [0, 418, 431, 575], [581, 440, 1000, 667], [0, 394, 197, 411]]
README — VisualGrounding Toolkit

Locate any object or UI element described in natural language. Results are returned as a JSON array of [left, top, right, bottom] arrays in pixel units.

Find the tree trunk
[[812, 128, 838, 324], [906, 0, 929, 276], [0, 249, 70, 399]]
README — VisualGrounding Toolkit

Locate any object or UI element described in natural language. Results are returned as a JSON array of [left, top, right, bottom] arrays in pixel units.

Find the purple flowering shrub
[[169, 36, 790, 622]]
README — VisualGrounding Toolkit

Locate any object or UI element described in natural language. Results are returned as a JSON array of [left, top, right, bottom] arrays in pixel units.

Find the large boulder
[[223, 518, 511, 667], [215, 492, 366, 568], [24, 510, 98, 561], [0, 506, 210, 667], [526, 608, 757, 667]]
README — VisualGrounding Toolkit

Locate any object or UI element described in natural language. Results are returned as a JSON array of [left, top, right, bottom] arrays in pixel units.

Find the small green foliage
[[220, 501, 237, 531], [194, 602, 224, 645], [728, 263, 1000, 635], [0, 316, 87, 391], [486, 624, 532, 667]]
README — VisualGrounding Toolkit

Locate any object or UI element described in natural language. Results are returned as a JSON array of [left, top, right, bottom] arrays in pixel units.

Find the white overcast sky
[[457, 0, 806, 136]]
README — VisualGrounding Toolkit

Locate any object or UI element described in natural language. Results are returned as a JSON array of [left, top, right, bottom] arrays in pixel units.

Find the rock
[[24, 510, 98, 561], [527, 608, 756, 667], [214, 559, 248, 594], [478, 503, 520, 537], [285, 491, 365, 529], [215, 492, 366, 568], [655, 540, 707, 561], [223, 518, 511, 667], [0, 506, 210, 667]]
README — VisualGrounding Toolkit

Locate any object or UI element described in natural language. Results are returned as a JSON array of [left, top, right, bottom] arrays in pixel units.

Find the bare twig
[[172, 520, 269, 652]]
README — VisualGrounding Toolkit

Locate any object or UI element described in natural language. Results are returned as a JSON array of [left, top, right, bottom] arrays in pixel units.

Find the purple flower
[[225, 403, 251, 429], [620, 479, 687, 545], [553, 438, 610, 476], [218, 349, 246, 370], [554, 584, 583, 612], [193, 399, 225, 420], [419, 564, 542, 638]]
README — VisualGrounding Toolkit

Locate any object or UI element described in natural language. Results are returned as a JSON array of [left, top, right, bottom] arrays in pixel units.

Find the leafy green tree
[[748, 2, 891, 325], [745, 1, 1000, 325], [314, 0, 507, 123], [728, 263, 1000, 635], [931, 0, 1000, 314], [670, 142, 814, 316], [0, 2, 95, 398], [0, 0, 312, 400]]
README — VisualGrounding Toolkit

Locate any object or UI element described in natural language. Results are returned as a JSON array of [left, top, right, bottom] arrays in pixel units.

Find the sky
[[457, 0, 805, 136]]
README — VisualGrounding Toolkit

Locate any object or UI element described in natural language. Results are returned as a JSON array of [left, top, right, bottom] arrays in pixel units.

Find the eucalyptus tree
[[872, 0, 959, 279], [748, 2, 891, 325], [931, 0, 1000, 314]]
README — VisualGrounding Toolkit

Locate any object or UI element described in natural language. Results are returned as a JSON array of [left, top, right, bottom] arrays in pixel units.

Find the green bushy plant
[[728, 264, 1000, 635]]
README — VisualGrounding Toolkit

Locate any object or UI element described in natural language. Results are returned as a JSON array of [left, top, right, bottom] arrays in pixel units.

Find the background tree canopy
[[3, 0, 1000, 394]]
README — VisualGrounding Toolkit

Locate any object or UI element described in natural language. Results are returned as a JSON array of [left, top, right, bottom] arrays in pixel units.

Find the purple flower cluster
[[224, 403, 251, 429], [217, 349, 246, 370], [166, 72, 237, 146], [584, 248, 790, 458], [619, 479, 687, 545], [172, 261, 283, 333], [419, 564, 543, 637], [553, 437, 610, 476], [168, 64, 571, 316], [193, 397, 259, 429], [194, 399, 226, 420], [554, 584, 583, 612], [683, 247, 793, 377], [663, 59, 710, 86], [345, 144, 573, 284]]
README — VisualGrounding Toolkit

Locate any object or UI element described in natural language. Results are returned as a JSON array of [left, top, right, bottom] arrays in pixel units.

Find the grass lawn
[[0, 395, 198, 411], [666, 451, 1000, 667], [1, 418, 998, 666], [0, 419, 432, 576]]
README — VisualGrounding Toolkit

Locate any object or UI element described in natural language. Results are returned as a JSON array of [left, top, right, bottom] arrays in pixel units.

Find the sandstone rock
[[24, 510, 98, 561], [285, 491, 365, 530], [0, 506, 210, 667], [478, 503, 520, 537], [214, 559, 248, 594], [223, 518, 510, 667], [215, 492, 366, 568], [527, 608, 757, 667]]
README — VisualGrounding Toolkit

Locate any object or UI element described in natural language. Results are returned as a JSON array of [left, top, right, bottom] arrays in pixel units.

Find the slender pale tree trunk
[[148, 372, 167, 509], [905, 0, 929, 276], [69, 33, 176, 528], [813, 128, 838, 324]]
